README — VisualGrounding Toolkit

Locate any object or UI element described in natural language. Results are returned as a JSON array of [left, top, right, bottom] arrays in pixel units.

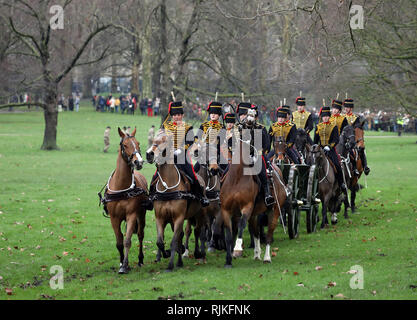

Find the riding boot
[[350, 154, 360, 176], [360, 148, 370, 175], [336, 168, 348, 193]]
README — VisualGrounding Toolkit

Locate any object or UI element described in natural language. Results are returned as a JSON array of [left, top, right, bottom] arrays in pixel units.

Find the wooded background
[[0, 0, 416, 149]]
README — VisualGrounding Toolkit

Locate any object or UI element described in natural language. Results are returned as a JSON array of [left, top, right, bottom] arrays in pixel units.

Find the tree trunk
[[131, 36, 141, 96], [41, 82, 59, 150]]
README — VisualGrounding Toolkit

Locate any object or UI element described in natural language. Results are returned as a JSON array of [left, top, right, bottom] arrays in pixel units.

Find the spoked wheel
[[287, 165, 300, 239], [306, 165, 319, 233]]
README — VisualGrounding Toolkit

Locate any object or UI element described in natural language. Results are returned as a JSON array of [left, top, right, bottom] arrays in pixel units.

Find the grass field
[[1, 102, 417, 300]]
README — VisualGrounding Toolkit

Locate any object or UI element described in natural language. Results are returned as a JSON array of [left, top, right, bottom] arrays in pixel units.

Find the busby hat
[[223, 112, 236, 123], [281, 105, 291, 115], [276, 107, 287, 118], [331, 100, 343, 110], [168, 101, 184, 115], [320, 106, 331, 117], [236, 102, 252, 115], [343, 99, 354, 108], [296, 97, 306, 106], [207, 101, 223, 115]]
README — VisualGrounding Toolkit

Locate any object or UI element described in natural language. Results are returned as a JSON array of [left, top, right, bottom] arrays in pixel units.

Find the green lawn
[[0, 102, 416, 300]]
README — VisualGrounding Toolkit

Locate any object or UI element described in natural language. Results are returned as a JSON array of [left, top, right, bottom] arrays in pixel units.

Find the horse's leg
[[344, 192, 350, 219], [110, 216, 124, 268], [137, 210, 146, 266], [166, 217, 184, 271], [193, 221, 202, 259], [321, 201, 328, 229], [233, 205, 253, 257], [351, 188, 357, 213], [176, 227, 185, 268], [156, 218, 169, 261], [182, 220, 191, 258], [207, 216, 216, 252], [249, 215, 261, 260], [222, 210, 233, 268], [264, 206, 279, 263], [119, 213, 136, 274]]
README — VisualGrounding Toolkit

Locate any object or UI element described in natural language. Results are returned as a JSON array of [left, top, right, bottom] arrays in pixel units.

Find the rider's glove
[[324, 146, 330, 152], [174, 149, 182, 156]]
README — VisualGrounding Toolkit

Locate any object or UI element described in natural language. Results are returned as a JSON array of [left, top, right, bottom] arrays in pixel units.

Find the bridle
[[120, 135, 143, 168]]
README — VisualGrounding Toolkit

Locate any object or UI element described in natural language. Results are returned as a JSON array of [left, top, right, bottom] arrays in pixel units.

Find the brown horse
[[146, 132, 203, 271], [272, 136, 291, 164], [305, 144, 343, 228], [103, 128, 148, 274], [220, 125, 287, 267]]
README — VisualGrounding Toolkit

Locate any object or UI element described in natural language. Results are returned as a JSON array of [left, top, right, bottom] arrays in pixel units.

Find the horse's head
[[118, 127, 143, 170], [146, 129, 167, 164], [341, 125, 356, 151], [306, 144, 323, 165], [273, 136, 287, 162], [354, 126, 365, 149], [295, 128, 308, 153]]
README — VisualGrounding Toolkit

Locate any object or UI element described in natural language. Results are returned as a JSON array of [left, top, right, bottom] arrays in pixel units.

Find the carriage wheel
[[306, 165, 319, 233], [287, 166, 300, 239]]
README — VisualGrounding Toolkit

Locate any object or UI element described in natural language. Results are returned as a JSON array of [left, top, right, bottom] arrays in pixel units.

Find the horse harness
[[98, 170, 149, 218]]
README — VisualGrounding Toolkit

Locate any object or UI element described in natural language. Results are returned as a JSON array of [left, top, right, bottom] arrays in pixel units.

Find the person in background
[[115, 96, 120, 113], [147, 98, 153, 117], [75, 95, 80, 112], [68, 95, 74, 111], [103, 126, 111, 153]]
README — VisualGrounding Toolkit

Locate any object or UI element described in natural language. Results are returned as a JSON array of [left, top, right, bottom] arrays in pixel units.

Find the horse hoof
[[165, 268, 173, 273], [138, 262, 144, 267], [118, 266, 129, 274], [207, 247, 215, 253], [232, 250, 243, 258], [182, 249, 189, 258], [263, 260, 271, 264], [224, 264, 232, 269]]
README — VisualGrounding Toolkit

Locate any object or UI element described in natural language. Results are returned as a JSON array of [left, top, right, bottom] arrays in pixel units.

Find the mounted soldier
[[330, 99, 348, 135], [292, 96, 314, 145], [314, 106, 348, 193], [267, 106, 300, 164], [149, 101, 209, 207], [343, 98, 370, 175], [193, 101, 225, 174], [228, 102, 274, 207]]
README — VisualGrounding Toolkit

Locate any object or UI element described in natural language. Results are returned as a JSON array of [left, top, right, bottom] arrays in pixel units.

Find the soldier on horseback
[[228, 102, 274, 207], [330, 100, 349, 135], [149, 101, 209, 207], [314, 106, 348, 193], [292, 96, 314, 145], [193, 101, 225, 174], [343, 98, 370, 175], [267, 106, 300, 164]]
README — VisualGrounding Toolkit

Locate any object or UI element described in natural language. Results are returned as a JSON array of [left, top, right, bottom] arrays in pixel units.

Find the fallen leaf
[[371, 290, 377, 296], [327, 281, 337, 288], [271, 251, 277, 257], [62, 251, 69, 256], [296, 283, 305, 287], [346, 269, 357, 274], [85, 258, 91, 263], [315, 266, 323, 271], [5, 288, 12, 295], [335, 293, 345, 298], [293, 271, 299, 276]]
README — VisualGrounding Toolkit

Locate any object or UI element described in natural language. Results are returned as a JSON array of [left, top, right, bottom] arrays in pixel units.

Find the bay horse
[[101, 127, 148, 274], [220, 123, 287, 267], [305, 144, 343, 228], [146, 131, 203, 271], [183, 143, 221, 259], [272, 135, 291, 165]]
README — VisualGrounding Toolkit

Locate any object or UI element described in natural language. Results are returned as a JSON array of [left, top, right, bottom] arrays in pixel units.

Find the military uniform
[[151, 101, 209, 206], [344, 98, 370, 175], [314, 106, 346, 191], [194, 101, 225, 173], [330, 100, 348, 135], [267, 108, 300, 164], [228, 102, 274, 206], [293, 96, 314, 145]]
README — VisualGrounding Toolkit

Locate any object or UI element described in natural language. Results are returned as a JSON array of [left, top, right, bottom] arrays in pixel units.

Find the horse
[[183, 143, 221, 259], [220, 122, 287, 267], [305, 144, 344, 228], [295, 128, 311, 164], [101, 127, 148, 274], [272, 135, 291, 165], [146, 131, 203, 271]]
